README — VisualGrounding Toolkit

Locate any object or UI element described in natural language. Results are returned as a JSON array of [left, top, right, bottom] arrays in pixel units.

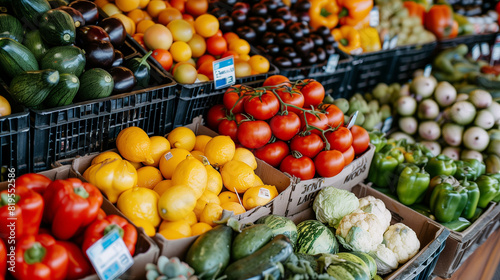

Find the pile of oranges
[[95, 0, 271, 84]]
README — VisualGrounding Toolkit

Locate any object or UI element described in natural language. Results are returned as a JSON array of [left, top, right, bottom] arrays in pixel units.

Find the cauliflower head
[[335, 212, 385, 253], [383, 223, 420, 264], [368, 244, 399, 275], [354, 195, 392, 232], [313, 186, 359, 228]]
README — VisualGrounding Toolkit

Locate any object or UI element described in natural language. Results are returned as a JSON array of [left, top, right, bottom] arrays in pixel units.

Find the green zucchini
[[44, 73, 79, 108], [186, 225, 232, 280], [9, 69, 59, 107], [224, 235, 293, 280], [76, 68, 114, 101], [24, 30, 49, 62], [0, 38, 39, 80], [476, 75, 500, 91], [231, 224, 273, 261], [12, 0, 51, 27], [39, 9, 76, 46], [40, 45, 85, 76], [0, 14, 24, 42]]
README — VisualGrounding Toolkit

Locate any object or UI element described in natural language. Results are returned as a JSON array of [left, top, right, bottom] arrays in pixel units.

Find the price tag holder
[[423, 64, 432, 77], [86, 229, 134, 280], [382, 34, 390, 50], [369, 6, 379, 27], [389, 35, 398, 49], [213, 56, 236, 90], [491, 38, 500, 65], [481, 42, 490, 57], [471, 44, 481, 60], [381, 117, 393, 134], [324, 54, 339, 74], [347, 111, 358, 129]]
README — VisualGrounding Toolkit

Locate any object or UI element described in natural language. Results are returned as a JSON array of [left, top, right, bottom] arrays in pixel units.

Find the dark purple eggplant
[[112, 49, 124, 67], [77, 25, 110, 47], [85, 40, 114, 69], [98, 18, 126, 48], [55, 6, 85, 28], [69, 0, 98, 25], [108, 66, 136, 94]]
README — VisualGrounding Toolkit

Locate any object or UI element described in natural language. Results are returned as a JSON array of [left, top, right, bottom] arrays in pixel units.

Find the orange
[[0, 95, 10, 117], [91, 151, 122, 165], [223, 32, 239, 44], [116, 0, 140, 12], [170, 41, 192, 62], [153, 180, 172, 196], [199, 203, 223, 226], [146, 136, 171, 167], [219, 191, 240, 204], [193, 190, 220, 218], [157, 7, 182, 26], [191, 222, 212, 236], [139, 0, 150, 8], [127, 9, 146, 24], [143, 24, 173, 52], [136, 166, 163, 189], [112, 14, 136, 35], [158, 185, 197, 221], [242, 185, 278, 210], [159, 220, 191, 239], [239, 54, 250, 62], [137, 19, 155, 34], [147, 0, 167, 18], [158, 148, 191, 179], [221, 202, 246, 215]]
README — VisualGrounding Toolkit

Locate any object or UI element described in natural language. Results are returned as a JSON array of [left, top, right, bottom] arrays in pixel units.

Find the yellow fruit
[[183, 211, 197, 226], [130, 218, 156, 237], [194, 135, 212, 152], [191, 222, 212, 236], [242, 185, 278, 210], [128, 161, 143, 169], [204, 136, 235, 167], [153, 180, 172, 196], [253, 174, 264, 187], [0, 95, 11, 117], [102, 3, 122, 16], [159, 220, 192, 240], [221, 160, 255, 193], [221, 202, 246, 215], [199, 203, 223, 226], [158, 185, 197, 221], [232, 148, 257, 170], [193, 190, 220, 218], [95, 0, 110, 8], [219, 191, 240, 204], [136, 166, 163, 189], [117, 187, 161, 227], [116, 127, 154, 165], [91, 151, 122, 165], [115, 0, 140, 12], [172, 156, 207, 199], [167, 127, 196, 151], [159, 148, 191, 179], [191, 150, 205, 162], [145, 136, 170, 167], [205, 164, 223, 195], [111, 14, 135, 35]]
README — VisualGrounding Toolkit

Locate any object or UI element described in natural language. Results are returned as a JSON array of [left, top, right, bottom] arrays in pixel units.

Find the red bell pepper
[[0, 186, 44, 242], [13, 233, 68, 280], [404, 1, 425, 25], [57, 241, 92, 280], [43, 178, 103, 240], [96, 208, 107, 220], [82, 215, 137, 256], [425, 5, 458, 40], [15, 173, 52, 195], [0, 238, 6, 280]]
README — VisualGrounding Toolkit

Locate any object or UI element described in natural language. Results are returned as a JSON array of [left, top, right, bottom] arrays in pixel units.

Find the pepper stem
[[320, 7, 332, 17], [104, 224, 124, 238], [338, 7, 349, 18], [340, 38, 349, 46], [24, 242, 46, 264], [74, 186, 89, 199], [139, 50, 153, 66], [0, 193, 20, 207]]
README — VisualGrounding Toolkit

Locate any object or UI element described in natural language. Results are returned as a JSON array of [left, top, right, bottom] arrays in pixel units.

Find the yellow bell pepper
[[309, 0, 340, 30], [359, 27, 381, 52], [83, 158, 138, 203], [332, 26, 362, 54], [117, 187, 161, 228]]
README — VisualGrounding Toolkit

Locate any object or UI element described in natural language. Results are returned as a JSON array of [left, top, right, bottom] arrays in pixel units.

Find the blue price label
[[213, 56, 236, 89]]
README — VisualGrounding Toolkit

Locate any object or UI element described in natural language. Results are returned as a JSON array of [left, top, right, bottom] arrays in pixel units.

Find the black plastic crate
[[391, 41, 438, 84], [437, 33, 497, 51], [348, 48, 398, 94], [29, 55, 177, 172]]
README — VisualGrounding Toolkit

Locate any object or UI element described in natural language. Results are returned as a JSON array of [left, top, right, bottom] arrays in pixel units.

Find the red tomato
[[290, 133, 325, 158], [269, 112, 301, 141], [276, 87, 304, 114], [342, 146, 355, 166], [280, 154, 315, 180], [254, 141, 290, 167], [237, 121, 272, 149], [296, 79, 325, 108], [218, 119, 238, 142], [222, 85, 250, 114], [152, 49, 173, 71], [314, 150, 345, 178], [206, 35, 227, 56], [244, 90, 280, 120], [320, 104, 344, 128], [300, 111, 329, 135], [351, 125, 370, 155], [206, 104, 226, 130], [263, 75, 290, 87], [326, 127, 353, 152]]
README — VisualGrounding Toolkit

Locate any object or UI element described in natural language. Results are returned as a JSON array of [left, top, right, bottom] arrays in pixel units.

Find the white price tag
[[347, 111, 358, 129], [258, 188, 271, 199], [389, 36, 398, 49], [423, 64, 432, 77], [164, 152, 173, 160], [324, 54, 339, 74], [213, 56, 236, 89], [86, 229, 134, 280], [382, 34, 390, 50], [481, 42, 490, 56], [491, 43, 500, 62], [381, 117, 393, 133], [472, 44, 481, 60], [369, 6, 379, 27]]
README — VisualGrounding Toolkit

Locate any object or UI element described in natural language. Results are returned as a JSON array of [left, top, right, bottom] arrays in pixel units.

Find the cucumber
[[39, 9, 76, 45], [0, 14, 24, 42], [224, 235, 293, 280], [23, 30, 49, 62], [12, 0, 51, 27], [76, 68, 114, 101], [186, 225, 232, 280], [0, 38, 39, 80], [232, 224, 273, 261], [44, 73, 79, 108], [9, 69, 59, 107], [40, 46, 86, 76]]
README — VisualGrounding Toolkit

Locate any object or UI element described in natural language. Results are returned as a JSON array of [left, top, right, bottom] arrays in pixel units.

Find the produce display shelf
[[391, 41, 438, 84], [348, 48, 398, 94], [437, 33, 498, 51]]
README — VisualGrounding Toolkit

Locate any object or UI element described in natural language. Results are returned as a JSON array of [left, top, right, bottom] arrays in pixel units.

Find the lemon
[[130, 218, 156, 237], [136, 166, 163, 189], [117, 187, 161, 227], [233, 147, 257, 170], [190, 150, 205, 162], [172, 156, 207, 199], [221, 202, 246, 215], [204, 135, 235, 167], [221, 160, 255, 193], [159, 220, 192, 240], [159, 148, 191, 179], [167, 127, 196, 151], [128, 161, 143, 169], [91, 151, 122, 165], [183, 211, 198, 226], [219, 191, 240, 204], [116, 127, 154, 164], [194, 135, 212, 152], [193, 190, 220, 218], [253, 174, 264, 187], [199, 203, 223, 226], [153, 180, 172, 196], [242, 185, 278, 210], [145, 136, 170, 167], [191, 222, 212, 236], [205, 164, 223, 195], [158, 185, 197, 221]]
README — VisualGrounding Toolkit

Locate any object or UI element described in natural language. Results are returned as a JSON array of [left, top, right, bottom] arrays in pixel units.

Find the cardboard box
[[0, 166, 160, 280], [283, 144, 375, 216], [288, 184, 449, 280]]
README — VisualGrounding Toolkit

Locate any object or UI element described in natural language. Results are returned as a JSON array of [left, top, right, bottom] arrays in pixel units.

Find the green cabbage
[[313, 186, 359, 228]]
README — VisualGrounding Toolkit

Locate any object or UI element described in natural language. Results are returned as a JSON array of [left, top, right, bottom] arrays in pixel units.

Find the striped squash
[[295, 220, 338, 255], [255, 215, 298, 247], [324, 253, 371, 280]]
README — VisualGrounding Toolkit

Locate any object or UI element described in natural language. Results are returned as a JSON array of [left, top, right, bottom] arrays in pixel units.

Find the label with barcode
[[258, 188, 271, 199], [369, 6, 379, 27], [481, 42, 490, 56], [324, 54, 339, 73], [213, 56, 235, 89], [472, 44, 481, 60], [164, 152, 173, 160]]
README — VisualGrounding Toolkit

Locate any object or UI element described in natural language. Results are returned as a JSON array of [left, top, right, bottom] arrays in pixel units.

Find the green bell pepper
[[389, 149, 405, 164], [389, 162, 418, 193], [430, 182, 468, 223], [488, 173, 500, 203], [369, 131, 387, 153], [404, 149, 429, 167], [441, 217, 471, 232], [427, 155, 457, 178], [397, 166, 430, 206], [476, 175, 500, 208], [454, 159, 486, 181], [471, 207, 484, 223], [459, 179, 480, 220], [410, 203, 436, 220], [426, 175, 460, 202], [368, 153, 399, 188]]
